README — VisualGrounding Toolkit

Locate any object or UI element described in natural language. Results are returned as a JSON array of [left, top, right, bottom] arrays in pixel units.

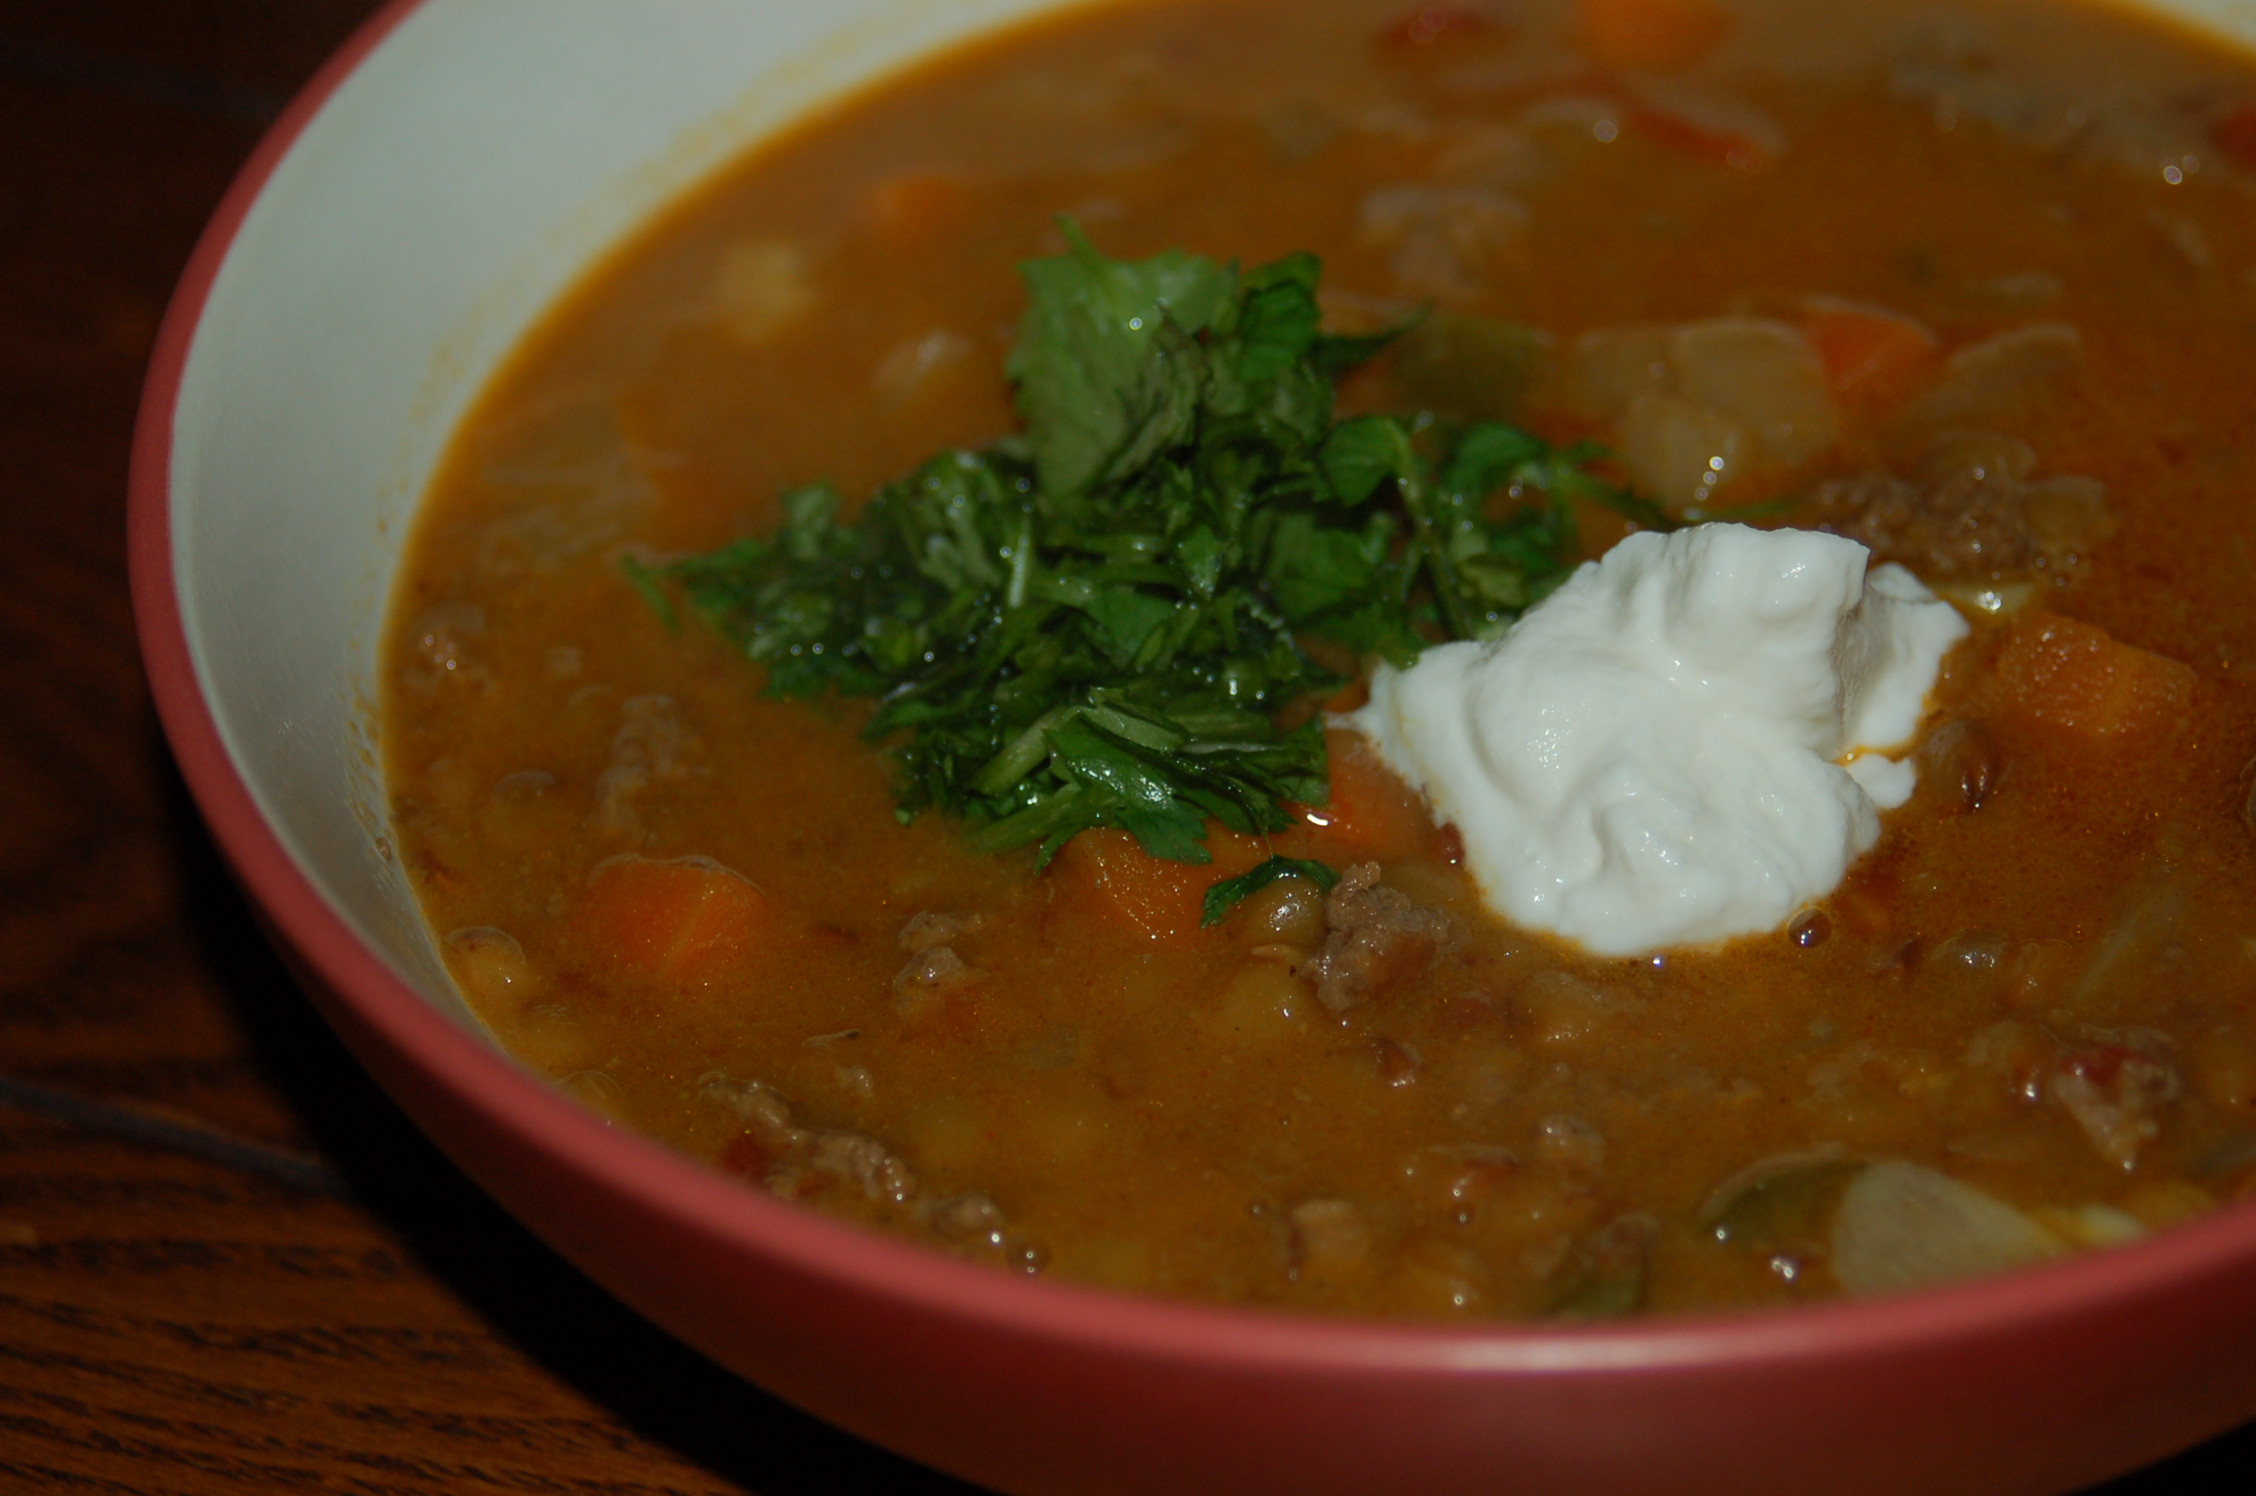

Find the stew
[[384, 0, 2256, 1319]]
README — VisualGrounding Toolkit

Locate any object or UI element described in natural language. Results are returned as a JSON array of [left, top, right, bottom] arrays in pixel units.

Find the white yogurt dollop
[[1346, 523, 1968, 956]]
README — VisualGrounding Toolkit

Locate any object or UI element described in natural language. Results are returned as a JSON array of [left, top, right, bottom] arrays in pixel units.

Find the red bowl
[[129, 2, 2256, 1491]]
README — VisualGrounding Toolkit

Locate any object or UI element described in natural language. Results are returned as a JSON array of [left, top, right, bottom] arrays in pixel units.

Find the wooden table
[[1, 3, 2252, 1491]]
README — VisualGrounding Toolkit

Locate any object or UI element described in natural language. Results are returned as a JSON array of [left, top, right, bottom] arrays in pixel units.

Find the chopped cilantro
[[1200, 856, 1343, 928], [647, 220, 1656, 868]]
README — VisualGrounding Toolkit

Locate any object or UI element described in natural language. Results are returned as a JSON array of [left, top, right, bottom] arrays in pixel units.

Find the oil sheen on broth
[[384, 0, 2256, 1319]]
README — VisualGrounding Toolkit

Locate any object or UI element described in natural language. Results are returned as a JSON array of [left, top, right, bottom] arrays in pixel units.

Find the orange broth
[[384, 0, 2256, 1318]]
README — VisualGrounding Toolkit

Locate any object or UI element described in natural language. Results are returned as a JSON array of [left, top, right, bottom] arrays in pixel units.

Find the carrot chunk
[[869, 174, 975, 246], [1291, 727, 1436, 863], [1580, 0, 1731, 72], [1994, 613, 2196, 739], [1053, 827, 1265, 944], [573, 855, 770, 985], [1803, 301, 1938, 412], [2212, 103, 2256, 171]]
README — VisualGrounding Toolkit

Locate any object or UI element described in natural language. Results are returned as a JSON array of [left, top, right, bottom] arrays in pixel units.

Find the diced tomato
[[1994, 612, 2197, 739], [1291, 727, 1437, 864], [573, 855, 771, 986], [1377, 6, 1493, 49], [2062, 1044, 2134, 1090], [1052, 826, 1267, 944], [1802, 300, 1938, 412], [721, 1131, 777, 1181], [2212, 103, 2256, 171], [1580, 0, 1731, 72], [1625, 104, 1768, 171]]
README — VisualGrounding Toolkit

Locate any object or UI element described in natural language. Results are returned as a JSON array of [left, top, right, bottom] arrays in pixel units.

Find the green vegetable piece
[[1010, 219, 1236, 495], [618, 553, 678, 631], [1698, 1151, 1869, 1254], [1318, 415, 1414, 505], [1546, 1213, 1658, 1321], [1390, 310, 1553, 423], [1200, 856, 1341, 927]]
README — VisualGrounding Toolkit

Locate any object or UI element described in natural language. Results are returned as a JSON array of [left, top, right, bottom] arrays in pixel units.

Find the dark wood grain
[[0, 1, 2249, 1491], [0, 3, 972, 1491]]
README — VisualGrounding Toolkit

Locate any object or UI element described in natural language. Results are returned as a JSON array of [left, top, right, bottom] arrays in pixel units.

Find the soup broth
[[385, 0, 2256, 1319]]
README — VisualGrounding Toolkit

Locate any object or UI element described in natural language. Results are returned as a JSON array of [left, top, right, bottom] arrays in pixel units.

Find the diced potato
[[559, 1068, 633, 1125], [1291, 1198, 1375, 1283], [1387, 1235, 1492, 1316], [445, 924, 534, 1006], [1569, 324, 1674, 417], [715, 239, 816, 345], [509, 1003, 599, 1074], [1211, 959, 1315, 1037], [1620, 391, 1748, 510], [1669, 317, 1839, 466]]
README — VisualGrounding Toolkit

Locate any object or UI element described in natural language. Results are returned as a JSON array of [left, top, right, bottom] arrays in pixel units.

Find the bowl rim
[[126, 0, 2256, 1389]]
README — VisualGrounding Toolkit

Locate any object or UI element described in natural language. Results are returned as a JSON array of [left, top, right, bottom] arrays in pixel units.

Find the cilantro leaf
[[1201, 856, 1342, 927], [1009, 219, 1237, 495], [644, 223, 1660, 870]]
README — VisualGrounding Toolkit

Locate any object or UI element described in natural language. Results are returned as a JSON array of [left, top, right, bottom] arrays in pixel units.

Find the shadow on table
[[162, 762, 986, 1496], [159, 753, 2255, 1496]]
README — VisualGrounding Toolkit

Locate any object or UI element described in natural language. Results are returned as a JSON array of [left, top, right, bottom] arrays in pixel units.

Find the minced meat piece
[[1298, 862, 1462, 1011], [2050, 1031, 2184, 1169], [1809, 457, 2110, 583]]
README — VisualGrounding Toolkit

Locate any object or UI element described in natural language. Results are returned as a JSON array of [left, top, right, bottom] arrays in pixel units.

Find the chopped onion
[[1891, 323, 2082, 438], [1916, 428, 2038, 487], [1829, 1161, 2067, 1297], [2022, 474, 2114, 560], [1669, 317, 1840, 466], [1620, 392, 1749, 511], [1569, 325, 1674, 417]]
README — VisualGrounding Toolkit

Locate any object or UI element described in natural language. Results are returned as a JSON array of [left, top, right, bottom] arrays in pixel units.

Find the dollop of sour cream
[[1347, 523, 1968, 955]]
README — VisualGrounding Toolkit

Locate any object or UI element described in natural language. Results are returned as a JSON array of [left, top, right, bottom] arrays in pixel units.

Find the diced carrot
[[1580, 0, 1730, 72], [1994, 613, 2197, 739], [869, 174, 975, 246], [1321, 677, 1372, 714], [1291, 727, 1437, 863], [1802, 300, 1938, 412], [1052, 826, 1266, 944], [1376, 6, 1494, 50], [2212, 103, 2256, 171], [573, 855, 771, 986]]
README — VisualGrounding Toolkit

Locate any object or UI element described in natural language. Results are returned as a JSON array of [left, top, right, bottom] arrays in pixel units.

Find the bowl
[[128, 2, 2256, 1492]]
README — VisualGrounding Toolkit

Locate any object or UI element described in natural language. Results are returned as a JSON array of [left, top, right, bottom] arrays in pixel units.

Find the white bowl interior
[[166, 0, 2256, 1033], [167, 0, 1072, 1024]]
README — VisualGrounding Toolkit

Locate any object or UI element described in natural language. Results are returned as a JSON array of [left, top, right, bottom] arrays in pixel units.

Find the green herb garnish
[[1199, 856, 1343, 928], [647, 221, 1652, 867]]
